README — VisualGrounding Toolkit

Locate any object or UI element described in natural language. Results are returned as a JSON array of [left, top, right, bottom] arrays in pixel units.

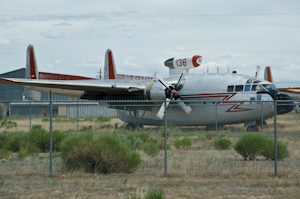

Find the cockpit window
[[253, 80, 262, 83], [235, 85, 244, 92], [261, 84, 278, 92]]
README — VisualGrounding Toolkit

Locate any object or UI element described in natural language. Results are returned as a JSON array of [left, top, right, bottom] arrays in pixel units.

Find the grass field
[[0, 113, 300, 198]]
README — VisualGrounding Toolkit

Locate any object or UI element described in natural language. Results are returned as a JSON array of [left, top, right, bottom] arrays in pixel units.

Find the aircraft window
[[270, 84, 278, 91], [235, 85, 244, 92], [251, 85, 258, 91], [257, 95, 262, 104], [227, 85, 234, 92], [244, 85, 251, 91], [261, 84, 277, 92]]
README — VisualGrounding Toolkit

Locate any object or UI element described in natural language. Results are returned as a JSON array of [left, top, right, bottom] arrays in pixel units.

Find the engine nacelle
[[145, 82, 166, 100], [164, 55, 202, 69]]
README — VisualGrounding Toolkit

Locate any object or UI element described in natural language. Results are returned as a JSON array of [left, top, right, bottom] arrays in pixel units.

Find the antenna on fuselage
[[207, 65, 209, 73], [227, 68, 230, 73], [217, 67, 219, 74]]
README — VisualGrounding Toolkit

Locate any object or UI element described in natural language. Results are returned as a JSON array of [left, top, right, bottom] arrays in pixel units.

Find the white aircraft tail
[[104, 49, 117, 79], [264, 66, 274, 83]]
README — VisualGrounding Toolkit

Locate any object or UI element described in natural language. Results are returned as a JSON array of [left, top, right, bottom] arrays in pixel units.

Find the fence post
[[77, 102, 79, 131], [29, 102, 32, 131], [49, 91, 53, 177], [123, 105, 126, 132], [164, 99, 168, 178], [274, 100, 277, 178], [215, 101, 218, 133], [261, 101, 264, 133]]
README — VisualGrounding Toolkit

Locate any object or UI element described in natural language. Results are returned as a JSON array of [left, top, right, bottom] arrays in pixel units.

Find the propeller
[[154, 68, 192, 119]]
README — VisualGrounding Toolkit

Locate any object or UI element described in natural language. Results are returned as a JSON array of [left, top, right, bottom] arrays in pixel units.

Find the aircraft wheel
[[246, 126, 259, 132], [126, 123, 137, 131]]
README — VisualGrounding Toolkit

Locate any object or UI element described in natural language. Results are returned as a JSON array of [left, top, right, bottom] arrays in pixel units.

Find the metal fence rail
[[0, 99, 299, 179]]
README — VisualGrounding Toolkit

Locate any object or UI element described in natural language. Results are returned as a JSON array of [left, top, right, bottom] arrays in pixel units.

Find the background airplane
[[0, 45, 294, 131]]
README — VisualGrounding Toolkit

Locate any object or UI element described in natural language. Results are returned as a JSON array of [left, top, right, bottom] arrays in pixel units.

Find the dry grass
[[1, 114, 300, 198]]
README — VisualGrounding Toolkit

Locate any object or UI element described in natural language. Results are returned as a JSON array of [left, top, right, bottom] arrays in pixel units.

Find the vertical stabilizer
[[264, 66, 273, 83], [104, 49, 117, 79], [25, 45, 41, 100], [26, 45, 39, 79]]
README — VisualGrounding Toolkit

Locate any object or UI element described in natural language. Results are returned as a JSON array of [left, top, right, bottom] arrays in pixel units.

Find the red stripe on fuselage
[[180, 93, 251, 112]]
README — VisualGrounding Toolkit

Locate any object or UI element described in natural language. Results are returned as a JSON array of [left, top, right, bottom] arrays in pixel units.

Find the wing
[[0, 78, 150, 100], [278, 87, 300, 94]]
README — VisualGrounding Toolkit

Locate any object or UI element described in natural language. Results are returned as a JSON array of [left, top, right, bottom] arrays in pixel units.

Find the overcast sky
[[0, 0, 299, 84]]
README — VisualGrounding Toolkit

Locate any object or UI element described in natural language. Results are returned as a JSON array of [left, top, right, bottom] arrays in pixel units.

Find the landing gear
[[125, 123, 144, 131], [246, 126, 259, 132]]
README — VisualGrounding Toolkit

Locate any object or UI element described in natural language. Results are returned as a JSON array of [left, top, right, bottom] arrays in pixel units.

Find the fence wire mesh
[[0, 100, 299, 179]]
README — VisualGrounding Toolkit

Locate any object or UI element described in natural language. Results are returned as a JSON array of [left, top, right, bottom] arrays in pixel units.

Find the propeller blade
[[154, 71, 172, 92], [175, 67, 189, 90], [175, 98, 192, 114], [156, 99, 171, 119]]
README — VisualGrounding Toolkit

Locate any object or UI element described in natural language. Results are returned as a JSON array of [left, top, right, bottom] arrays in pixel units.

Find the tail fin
[[255, 65, 260, 78], [104, 49, 117, 79], [26, 45, 39, 79], [24, 45, 41, 100], [264, 66, 273, 83]]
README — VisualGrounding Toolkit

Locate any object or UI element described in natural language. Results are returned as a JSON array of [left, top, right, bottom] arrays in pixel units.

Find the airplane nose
[[276, 93, 294, 114]]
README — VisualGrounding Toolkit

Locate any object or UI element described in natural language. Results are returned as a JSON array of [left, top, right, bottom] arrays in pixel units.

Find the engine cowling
[[164, 55, 202, 70]]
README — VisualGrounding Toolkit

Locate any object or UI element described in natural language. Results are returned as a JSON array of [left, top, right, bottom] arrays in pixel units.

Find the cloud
[[54, 60, 61, 64], [52, 22, 71, 26], [174, 47, 188, 52], [220, 54, 233, 59], [39, 31, 64, 39], [0, 39, 11, 45], [47, 63, 54, 69]]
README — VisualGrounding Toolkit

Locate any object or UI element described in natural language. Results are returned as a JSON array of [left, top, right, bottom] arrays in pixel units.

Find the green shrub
[[143, 142, 160, 157], [0, 134, 9, 149], [96, 116, 111, 122], [117, 134, 143, 149], [41, 118, 49, 122], [261, 138, 289, 160], [18, 143, 41, 159], [1, 119, 17, 129], [7, 132, 26, 152], [159, 129, 170, 138], [145, 187, 165, 199], [156, 138, 170, 150], [174, 137, 192, 149], [126, 132, 150, 143], [52, 130, 68, 152], [26, 128, 49, 152], [60, 132, 141, 174], [32, 125, 42, 129], [234, 134, 266, 160], [0, 149, 11, 159], [214, 138, 231, 150], [0, 103, 4, 121]]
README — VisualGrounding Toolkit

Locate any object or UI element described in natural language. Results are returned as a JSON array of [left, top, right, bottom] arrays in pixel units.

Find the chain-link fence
[[0, 99, 298, 179]]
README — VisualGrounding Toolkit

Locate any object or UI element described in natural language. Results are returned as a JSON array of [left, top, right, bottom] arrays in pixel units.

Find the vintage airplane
[[0, 45, 295, 131]]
